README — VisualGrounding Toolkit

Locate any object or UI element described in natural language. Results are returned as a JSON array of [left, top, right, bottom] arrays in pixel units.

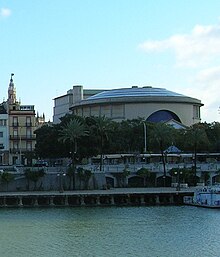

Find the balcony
[[12, 123, 19, 127], [10, 148, 34, 153], [26, 122, 32, 127], [10, 135, 36, 140]]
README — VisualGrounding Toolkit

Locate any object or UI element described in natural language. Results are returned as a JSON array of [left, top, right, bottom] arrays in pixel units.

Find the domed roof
[[71, 86, 202, 108], [87, 86, 184, 100]]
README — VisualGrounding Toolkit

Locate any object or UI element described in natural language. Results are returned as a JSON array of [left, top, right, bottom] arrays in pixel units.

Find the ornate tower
[[8, 73, 16, 105]]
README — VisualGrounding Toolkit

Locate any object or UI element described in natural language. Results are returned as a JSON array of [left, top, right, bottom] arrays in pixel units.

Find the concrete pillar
[[49, 197, 55, 206], [155, 195, 160, 205], [169, 195, 174, 204], [140, 195, 145, 205], [110, 196, 115, 205], [33, 197, 39, 207], [3, 197, 7, 207], [96, 196, 101, 205], [64, 196, 68, 206], [80, 196, 86, 206], [18, 196, 23, 207], [127, 195, 131, 205]]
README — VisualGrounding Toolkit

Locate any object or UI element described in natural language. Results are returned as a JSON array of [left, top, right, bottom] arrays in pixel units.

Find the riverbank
[[0, 187, 195, 208]]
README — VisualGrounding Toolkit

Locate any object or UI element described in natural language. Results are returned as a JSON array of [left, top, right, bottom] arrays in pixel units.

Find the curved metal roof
[[87, 87, 185, 100]]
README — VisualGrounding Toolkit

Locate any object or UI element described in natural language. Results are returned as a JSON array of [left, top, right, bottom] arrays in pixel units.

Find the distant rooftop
[[87, 87, 185, 101]]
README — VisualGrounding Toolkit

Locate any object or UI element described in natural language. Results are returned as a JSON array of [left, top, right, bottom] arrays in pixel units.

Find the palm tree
[[1, 171, 14, 191], [184, 123, 209, 185], [149, 122, 175, 187], [137, 167, 151, 187], [91, 116, 113, 171], [59, 118, 89, 189]]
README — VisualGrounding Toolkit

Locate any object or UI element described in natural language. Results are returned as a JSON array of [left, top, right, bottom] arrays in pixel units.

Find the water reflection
[[0, 206, 219, 257]]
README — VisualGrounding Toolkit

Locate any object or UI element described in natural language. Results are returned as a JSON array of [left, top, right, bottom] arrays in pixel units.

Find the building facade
[[7, 74, 37, 165], [53, 86, 104, 123], [0, 103, 9, 165], [69, 86, 203, 126]]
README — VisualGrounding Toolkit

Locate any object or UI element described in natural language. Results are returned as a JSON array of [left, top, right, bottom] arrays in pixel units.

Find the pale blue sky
[[1, 0, 220, 122]]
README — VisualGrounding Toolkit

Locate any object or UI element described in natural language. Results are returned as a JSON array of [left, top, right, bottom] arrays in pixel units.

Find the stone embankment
[[0, 188, 194, 208]]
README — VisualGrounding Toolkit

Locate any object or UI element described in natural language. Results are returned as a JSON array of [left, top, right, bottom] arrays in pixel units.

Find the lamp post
[[175, 167, 183, 191], [143, 121, 147, 153], [57, 171, 66, 193]]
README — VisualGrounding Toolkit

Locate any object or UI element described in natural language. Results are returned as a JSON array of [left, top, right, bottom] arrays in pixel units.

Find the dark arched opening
[[147, 110, 181, 123]]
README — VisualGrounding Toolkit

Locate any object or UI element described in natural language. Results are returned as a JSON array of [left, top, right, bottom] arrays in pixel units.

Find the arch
[[128, 176, 144, 187], [212, 175, 220, 185], [105, 176, 115, 188], [156, 176, 172, 187], [147, 110, 181, 123]]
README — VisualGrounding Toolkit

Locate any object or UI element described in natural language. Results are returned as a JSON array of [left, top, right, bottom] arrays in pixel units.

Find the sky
[[1, 0, 220, 122]]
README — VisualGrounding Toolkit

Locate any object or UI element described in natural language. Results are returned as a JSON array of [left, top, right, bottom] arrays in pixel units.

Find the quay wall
[[0, 188, 194, 208]]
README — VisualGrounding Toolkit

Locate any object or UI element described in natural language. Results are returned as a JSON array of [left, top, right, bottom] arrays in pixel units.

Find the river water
[[0, 206, 219, 257]]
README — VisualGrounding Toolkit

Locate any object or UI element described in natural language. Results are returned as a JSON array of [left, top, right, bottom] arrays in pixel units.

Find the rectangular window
[[0, 119, 6, 126], [193, 106, 200, 119], [13, 117, 18, 126], [13, 141, 19, 150], [26, 128, 32, 138], [0, 132, 3, 137], [26, 141, 32, 150], [13, 129, 18, 137], [26, 116, 32, 126]]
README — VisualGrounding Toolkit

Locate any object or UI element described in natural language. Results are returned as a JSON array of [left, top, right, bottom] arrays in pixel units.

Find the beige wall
[[74, 101, 201, 126]]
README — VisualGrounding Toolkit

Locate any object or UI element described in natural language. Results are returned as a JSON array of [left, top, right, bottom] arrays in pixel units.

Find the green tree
[[0, 171, 14, 191], [149, 122, 175, 186], [137, 167, 151, 187], [59, 118, 89, 189], [184, 123, 209, 183], [200, 171, 210, 185], [113, 166, 130, 188], [24, 169, 45, 190], [90, 116, 114, 171], [35, 124, 66, 159], [77, 167, 92, 189]]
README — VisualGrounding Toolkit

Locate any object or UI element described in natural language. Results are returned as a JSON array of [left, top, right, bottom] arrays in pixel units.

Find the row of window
[[12, 116, 32, 125], [12, 141, 33, 150]]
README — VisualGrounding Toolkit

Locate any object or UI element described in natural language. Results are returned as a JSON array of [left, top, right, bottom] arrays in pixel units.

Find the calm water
[[0, 206, 219, 257]]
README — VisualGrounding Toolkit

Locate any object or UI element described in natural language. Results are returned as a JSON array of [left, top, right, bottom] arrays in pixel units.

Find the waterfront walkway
[[0, 187, 195, 208], [0, 187, 195, 196]]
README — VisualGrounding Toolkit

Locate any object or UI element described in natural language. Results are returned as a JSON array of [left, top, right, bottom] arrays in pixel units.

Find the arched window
[[147, 110, 181, 123]]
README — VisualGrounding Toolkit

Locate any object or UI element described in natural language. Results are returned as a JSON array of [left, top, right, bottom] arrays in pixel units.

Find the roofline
[[70, 95, 203, 110]]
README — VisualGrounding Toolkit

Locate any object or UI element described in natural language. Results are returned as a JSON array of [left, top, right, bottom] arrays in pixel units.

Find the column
[[140, 195, 145, 205], [33, 197, 39, 207], [110, 196, 115, 205], [18, 196, 23, 207], [96, 196, 101, 206], [80, 196, 86, 206], [155, 195, 160, 205], [49, 197, 55, 206]]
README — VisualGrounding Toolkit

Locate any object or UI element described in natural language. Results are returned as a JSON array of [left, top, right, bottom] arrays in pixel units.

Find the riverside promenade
[[0, 187, 195, 207]]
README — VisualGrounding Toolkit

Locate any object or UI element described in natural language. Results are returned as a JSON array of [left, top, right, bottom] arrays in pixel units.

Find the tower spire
[[8, 73, 16, 105]]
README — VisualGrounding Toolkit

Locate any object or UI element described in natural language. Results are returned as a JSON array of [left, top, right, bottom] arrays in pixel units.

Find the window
[[193, 106, 200, 119], [13, 129, 18, 137], [13, 142, 18, 150], [0, 132, 3, 137], [26, 116, 32, 126], [0, 119, 7, 126], [26, 141, 32, 150], [26, 128, 32, 138], [13, 117, 18, 126]]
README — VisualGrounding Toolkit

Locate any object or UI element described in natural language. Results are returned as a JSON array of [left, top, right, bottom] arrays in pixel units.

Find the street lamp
[[175, 168, 183, 191], [143, 121, 147, 153], [57, 171, 66, 193]]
